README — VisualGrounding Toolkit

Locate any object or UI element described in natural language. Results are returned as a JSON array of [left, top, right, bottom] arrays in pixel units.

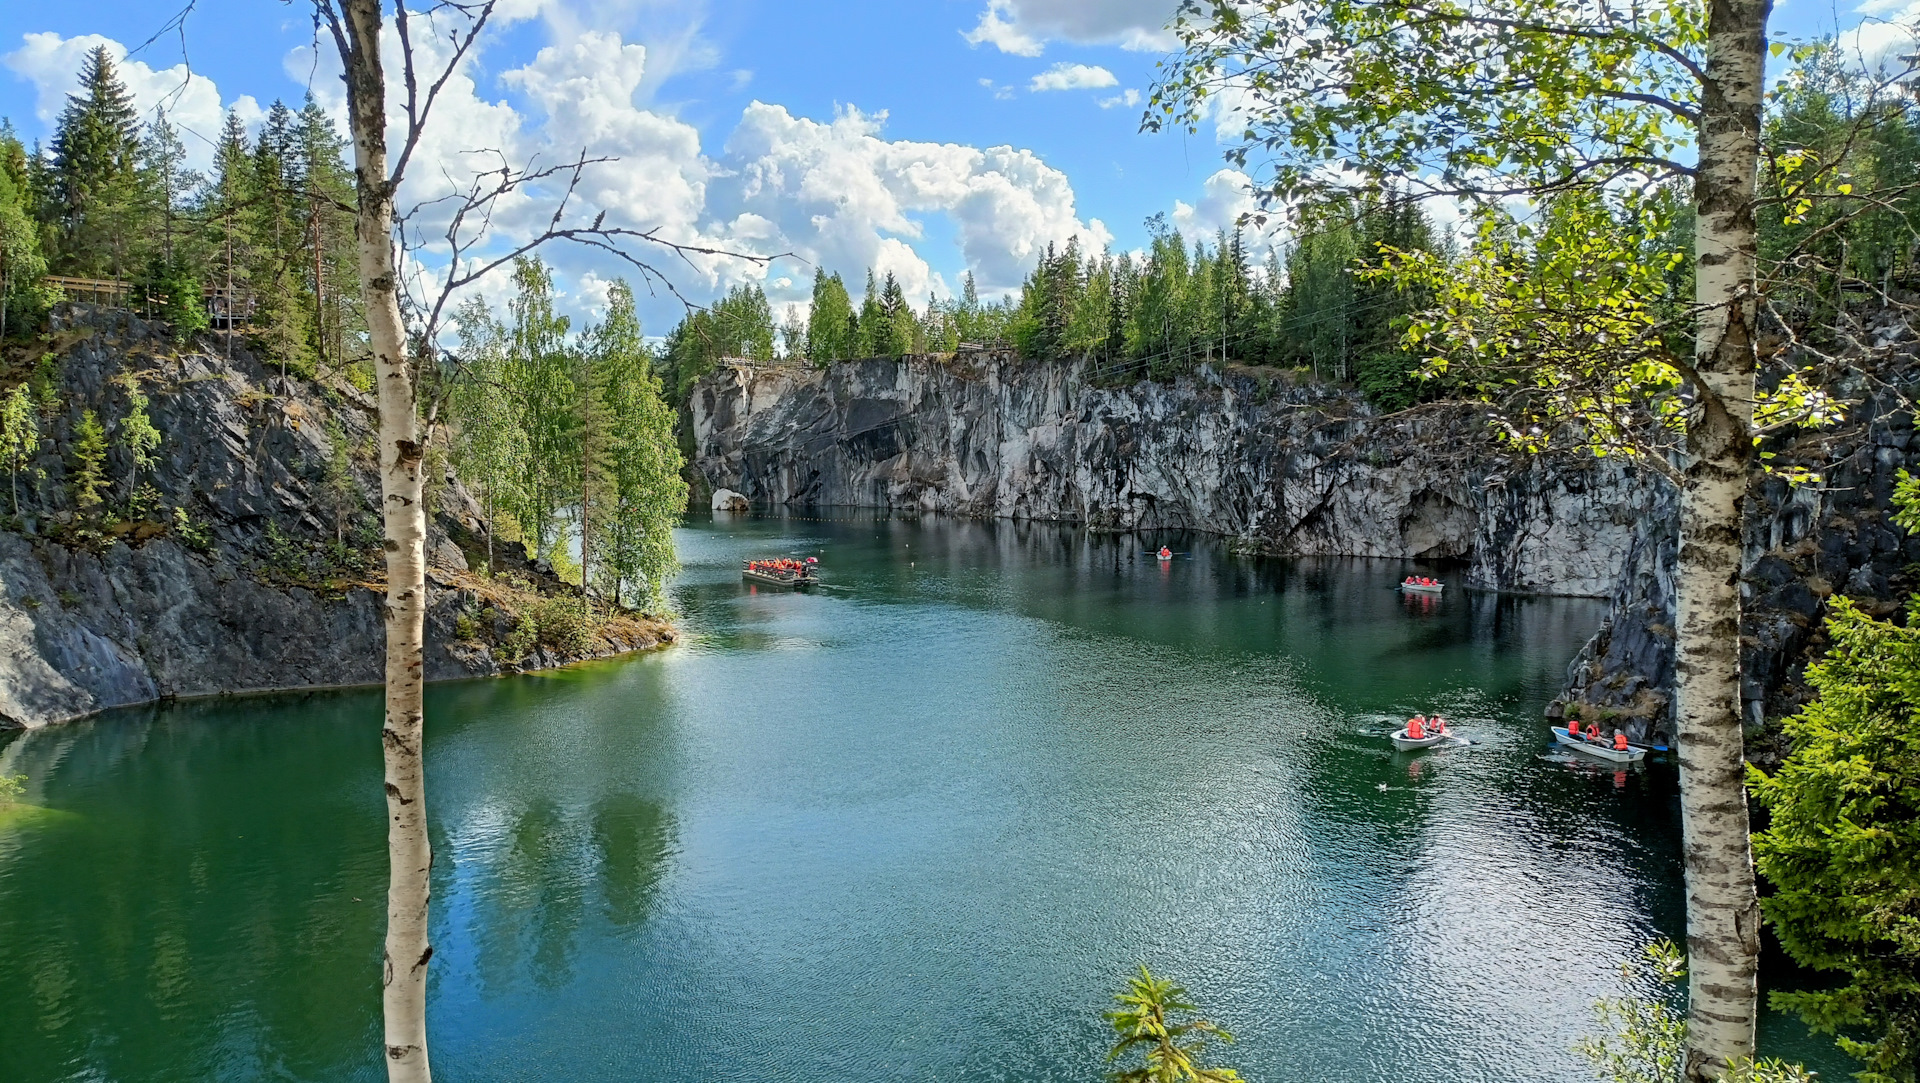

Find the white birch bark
[[1682, 0, 1770, 1076], [335, 2, 434, 1079]]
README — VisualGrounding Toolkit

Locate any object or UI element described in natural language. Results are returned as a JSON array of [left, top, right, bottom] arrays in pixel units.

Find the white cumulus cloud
[[3, 32, 258, 172], [1029, 63, 1118, 92], [962, 0, 1045, 56], [721, 102, 1111, 300], [963, 0, 1179, 55]]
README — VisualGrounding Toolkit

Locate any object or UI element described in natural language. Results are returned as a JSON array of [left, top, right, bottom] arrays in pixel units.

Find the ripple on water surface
[[0, 512, 1849, 1082]]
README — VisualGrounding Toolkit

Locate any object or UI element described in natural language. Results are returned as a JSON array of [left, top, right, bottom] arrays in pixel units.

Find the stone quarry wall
[[690, 352, 1660, 597], [690, 342, 1920, 749], [0, 307, 669, 729], [1561, 315, 1920, 755]]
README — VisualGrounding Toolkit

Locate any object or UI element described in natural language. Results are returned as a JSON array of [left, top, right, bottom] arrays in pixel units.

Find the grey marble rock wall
[[692, 345, 1920, 750], [0, 306, 666, 729], [691, 352, 1659, 597]]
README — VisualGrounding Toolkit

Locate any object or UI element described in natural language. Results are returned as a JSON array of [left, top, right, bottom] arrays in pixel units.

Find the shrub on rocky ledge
[[531, 596, 592, 654]]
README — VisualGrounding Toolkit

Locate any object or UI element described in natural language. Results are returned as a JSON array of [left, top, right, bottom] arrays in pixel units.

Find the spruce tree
[[48, 46, 146, 278]]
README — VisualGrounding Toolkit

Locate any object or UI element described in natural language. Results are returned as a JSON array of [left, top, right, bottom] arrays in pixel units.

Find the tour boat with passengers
[[742, 557, 819, 588], [1551, 722, 1648, 763], [1399, 576, 1444, 595]]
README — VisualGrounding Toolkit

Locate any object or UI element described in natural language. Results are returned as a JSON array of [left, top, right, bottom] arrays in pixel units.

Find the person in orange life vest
[[1407, 715, 1427, 740], [1585, 723, 1601, 742], [1158, 546, 1173, 559], [1430, 716, 1448, 737], [1613, 730, 1629, 751], [1567, 718, 1582, 740]]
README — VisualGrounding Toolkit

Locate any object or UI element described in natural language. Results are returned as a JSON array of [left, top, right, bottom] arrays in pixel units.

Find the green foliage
[[1577, 941, 1690, 1083], [112, 371, 160, 489], [262, 520, 306, 579], [171, 505, 211, 551], [0, 383, 41, 514], [46, 46, 144, 278], [444, 270, 683, 610], [586, 281, 686, 611], [137, 254, 208, 340], [502, 257, 578, 561], [321, 419, 361, 546], [805, 268, 856, 365], [67, 409, 107, 509], [495, 610, 537, 661], [530, 595, 592, 654], [687, 201, 1436, 403], [0, 773, 22, 806], [1579, 943, 1820, 1083], [1149, 1, 1699, 212], [1751, 496, 1920, 1083], [659, 281, 777, 400], [1104, 966, 1242, 1083], [0, 124, 50, 340]]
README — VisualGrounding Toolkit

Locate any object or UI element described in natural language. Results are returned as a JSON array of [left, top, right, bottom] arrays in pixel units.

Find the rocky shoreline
[[0, 307, 672, 730]]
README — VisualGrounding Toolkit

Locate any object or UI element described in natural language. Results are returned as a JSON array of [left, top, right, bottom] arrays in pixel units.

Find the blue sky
[[0, 0, 1899, 331]]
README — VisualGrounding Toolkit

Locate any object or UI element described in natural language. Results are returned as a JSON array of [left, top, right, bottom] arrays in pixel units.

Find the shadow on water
[[0, 508, 1854, 1082]]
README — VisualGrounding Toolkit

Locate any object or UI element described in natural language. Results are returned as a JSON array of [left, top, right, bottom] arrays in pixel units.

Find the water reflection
[[0, 510, 1849, 1082]]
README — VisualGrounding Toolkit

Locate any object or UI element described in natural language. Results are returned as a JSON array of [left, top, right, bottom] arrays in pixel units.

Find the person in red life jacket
[[1568, 718, 1582, 740], [1612, 730, 1630, 752], [1158, 546, 1173, 559], [1431, 716, 1448, 737], [1407, 715, 1427, 740], [1585, 723, 1601, 742]]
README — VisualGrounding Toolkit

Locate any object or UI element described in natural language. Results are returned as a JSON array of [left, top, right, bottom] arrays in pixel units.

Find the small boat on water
[[742, 557, 818, 588], [1391, 726, 1451, 751], [1551, 726, 1648, 763], [1400, 576, 1444, 595]]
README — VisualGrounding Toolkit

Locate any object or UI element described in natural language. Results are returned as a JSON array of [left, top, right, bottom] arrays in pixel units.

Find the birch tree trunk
[[336, 2, 434, 1080], [1681, 0, 1769, 1075]]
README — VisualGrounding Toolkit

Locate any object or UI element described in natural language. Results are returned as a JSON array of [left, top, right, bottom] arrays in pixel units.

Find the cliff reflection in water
[[0, 511, 1845, 1083]]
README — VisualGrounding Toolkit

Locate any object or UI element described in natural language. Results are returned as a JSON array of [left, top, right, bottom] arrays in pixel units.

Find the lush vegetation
[[657, 198, 1443, 409], [1578, 942, 1816, 1083], [1104, 967, 1243, 1083], [2, 46, 359, 380], [449, 258, 685, 612], [1744, 471, 1920, 1083]]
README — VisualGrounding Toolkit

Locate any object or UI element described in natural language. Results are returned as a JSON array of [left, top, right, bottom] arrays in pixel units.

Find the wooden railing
[[42, 274, 256, 327], [44, 275, 133, 305]]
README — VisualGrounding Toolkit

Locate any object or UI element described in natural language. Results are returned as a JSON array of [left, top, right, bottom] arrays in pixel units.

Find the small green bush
[[531, 596, 592, 654], [171, 506, 212, 551], [495, 612, 537, 662], [0, 774, 23, 806]]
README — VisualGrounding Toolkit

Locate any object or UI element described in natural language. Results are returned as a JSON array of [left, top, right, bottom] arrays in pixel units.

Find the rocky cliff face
[[0, 306, 671, 729], [1559, 317, 1920, 753], [690, 345, 1920, 747], [691, 352, 1661, 597]]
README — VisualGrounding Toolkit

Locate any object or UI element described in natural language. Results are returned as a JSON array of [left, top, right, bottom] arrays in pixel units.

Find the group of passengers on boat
[[1405, 713, 1450, 739], [1402, 576, 1440, 588], [1566, 720, 1632, 752], [746, 558, 813, 576]]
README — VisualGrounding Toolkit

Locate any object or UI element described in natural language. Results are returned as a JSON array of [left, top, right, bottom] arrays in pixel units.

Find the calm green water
[[0, 513, 1846, 1082]]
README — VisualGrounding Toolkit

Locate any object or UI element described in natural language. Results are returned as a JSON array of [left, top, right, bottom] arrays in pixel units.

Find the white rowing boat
[[1391, 727, 1451, 750], [1551, 726, 1647, 763], [1400, 580, 1444, 595]]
